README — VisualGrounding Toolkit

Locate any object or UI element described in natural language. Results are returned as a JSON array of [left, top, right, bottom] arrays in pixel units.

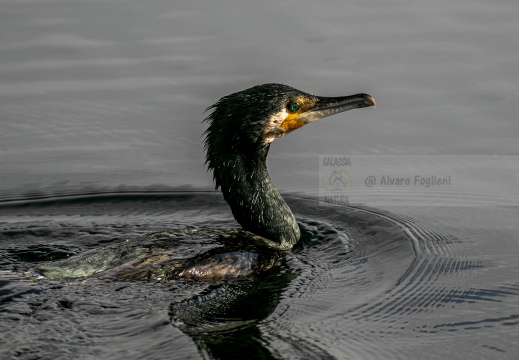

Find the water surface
[[2, 193, 517, 359], [1, 0, 518, 359]]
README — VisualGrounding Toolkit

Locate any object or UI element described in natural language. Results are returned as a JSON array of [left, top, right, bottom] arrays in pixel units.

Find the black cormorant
[[204, 83, 375, 250], [32, 83, 375, 281]]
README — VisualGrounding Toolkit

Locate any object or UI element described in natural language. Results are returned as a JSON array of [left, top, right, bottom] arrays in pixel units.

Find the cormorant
[[204, 83, 375, 250], [31, 83, 375, 281]]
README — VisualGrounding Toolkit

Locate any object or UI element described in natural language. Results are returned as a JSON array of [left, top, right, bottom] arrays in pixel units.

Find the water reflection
[[170, 268, 298, 359]]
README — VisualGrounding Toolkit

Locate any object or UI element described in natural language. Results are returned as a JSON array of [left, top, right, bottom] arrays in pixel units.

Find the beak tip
[[367, 95, 376, 109]]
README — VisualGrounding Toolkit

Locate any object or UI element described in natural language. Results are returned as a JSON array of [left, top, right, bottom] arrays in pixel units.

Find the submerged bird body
[[32, 83, 375, 281]]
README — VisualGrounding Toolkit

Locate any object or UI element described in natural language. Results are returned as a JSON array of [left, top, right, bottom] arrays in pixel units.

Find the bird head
[[204, 83, 375, 155]]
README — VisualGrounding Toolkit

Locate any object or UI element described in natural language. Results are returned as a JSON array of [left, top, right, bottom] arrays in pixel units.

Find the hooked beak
[[299, 93, 376, 123], [264, 92, 376, 144]]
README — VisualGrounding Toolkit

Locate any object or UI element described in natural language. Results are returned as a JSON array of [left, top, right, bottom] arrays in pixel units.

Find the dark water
[[1, 0, 519, 358], [1, 193, 518, 359]]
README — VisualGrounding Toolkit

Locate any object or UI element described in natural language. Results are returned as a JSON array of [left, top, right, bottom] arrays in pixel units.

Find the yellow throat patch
[[280, 97, 318, 133]]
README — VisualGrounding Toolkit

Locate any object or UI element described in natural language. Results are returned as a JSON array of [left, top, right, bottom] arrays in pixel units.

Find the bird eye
[[289, 102, 300, 112]]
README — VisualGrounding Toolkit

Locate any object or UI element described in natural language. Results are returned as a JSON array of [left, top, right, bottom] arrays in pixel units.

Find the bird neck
[[214, 146, 300, 250]]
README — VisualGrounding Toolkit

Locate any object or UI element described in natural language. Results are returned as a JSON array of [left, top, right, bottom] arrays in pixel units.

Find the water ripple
[[0, 192, 518, 358]]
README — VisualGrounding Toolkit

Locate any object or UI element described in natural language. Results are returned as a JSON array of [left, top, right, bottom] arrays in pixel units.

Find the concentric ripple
[[0, 192, 518, 359]]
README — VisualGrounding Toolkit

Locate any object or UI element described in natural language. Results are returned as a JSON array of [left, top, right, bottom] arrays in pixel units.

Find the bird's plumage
[[31, 83, 374, 281], [204, 83, 375, 250]]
